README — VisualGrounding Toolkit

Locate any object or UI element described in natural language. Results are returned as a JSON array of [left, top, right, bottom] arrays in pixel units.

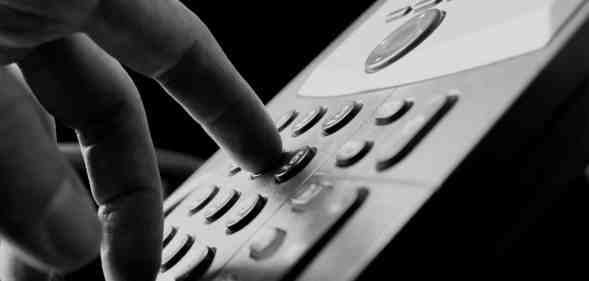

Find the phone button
[[336, 140, 373, 167], [162, 241, 215, 280], [322, 101, 362, 136], [161, 234, 193, 270], [276, 110, 298, 132], [187, 185, 219, 215], [376, 95, 457, 170], [274, 146, 317, 183], [291, 106, 326, 137], [291, 182, 332, 212], [249, 227, 287, 260], [375, 99, 412, 125], [163, 224, 177, 247], [365, 9, 445, 73], [225, 194, 267, 233], [204, 189, 240, 223]]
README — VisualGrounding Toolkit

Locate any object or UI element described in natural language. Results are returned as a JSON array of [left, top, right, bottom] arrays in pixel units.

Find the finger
[[0, 242, 52, 281], [85, 0, 283, 173], [19, 34, 163, 281], [0, 66, 101, 272]]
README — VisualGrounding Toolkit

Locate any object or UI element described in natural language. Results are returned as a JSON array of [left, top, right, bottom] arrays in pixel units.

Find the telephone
[[159, 0, 589, 279]]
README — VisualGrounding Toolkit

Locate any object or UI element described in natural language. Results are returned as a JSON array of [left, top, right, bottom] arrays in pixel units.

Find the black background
[[57, 1, 376, 160]]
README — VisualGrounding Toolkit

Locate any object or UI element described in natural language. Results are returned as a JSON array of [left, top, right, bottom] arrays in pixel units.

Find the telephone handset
[[160, 0, 589, 279]]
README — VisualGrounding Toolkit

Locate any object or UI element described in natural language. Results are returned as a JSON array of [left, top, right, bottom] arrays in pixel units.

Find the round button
[[322, 101, 362, 136], [365, 9, 445, 73], [274, 146, 317, 183], [161, 234, 193, 270], [275, 110, 298, 132], [163, 224, 177, 247], [375, 99, 412, 125], [336, 140, 373, 167], [249, 227, 286, 260], [204, 189, 240, 223], [291, 106, 327, 137], [225, 194, 267, 233], [187, 185, 219, 215]]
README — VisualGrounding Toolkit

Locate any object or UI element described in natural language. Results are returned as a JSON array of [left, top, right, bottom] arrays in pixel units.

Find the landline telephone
[[155, 0, 589, 279]]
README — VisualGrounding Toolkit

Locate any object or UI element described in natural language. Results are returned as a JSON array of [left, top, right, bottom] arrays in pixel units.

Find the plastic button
[[291, 182, 332, 212], [225, 194, 267, 233], [161, 234, 193, 270], [336, 140, 373, 167], [386, 6, 412, 22], [249, 227, 287, 260], [204, 189, 240, 222], [275, 110, 298, 132], [291, 106, 326, 137], [163, 224, 177, 247], [366, 9, 445, 73], [187, 185, 219, 215], [376, 95, 457, 170], [322, 101, 362, 136], [274, 146, 317, 183], [375, 99, 412, 125], [413, 0, 442, 12], [162, 240, 215, 280]]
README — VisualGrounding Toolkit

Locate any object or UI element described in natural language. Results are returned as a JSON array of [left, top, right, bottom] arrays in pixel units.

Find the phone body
[[160, 1, 589, 279]]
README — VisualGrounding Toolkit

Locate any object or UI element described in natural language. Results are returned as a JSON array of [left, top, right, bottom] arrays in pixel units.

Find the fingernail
[[43, 179, 101, 272]]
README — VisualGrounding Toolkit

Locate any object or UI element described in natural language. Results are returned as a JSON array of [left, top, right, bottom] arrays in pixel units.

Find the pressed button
[[413, 0, 442, 12], [225, 194, 267, 233], [275, 110, 298, 132], [161, 234, 193, 270], [322, 101, 362, 136], [336, 140, 373, 167], [366, 9, 445, 73], [187, 185, 219, 215], [163, 224, 177, 247], [162, 241, 215, 280], [249, 227, 287, 261], [204, 189, 240, 222], [386, 6, 412, 22], [274, 146, 317, 183], [291, 182, 332, 212], [376, 95, 458, 170], [291, 106, 326, 137], [375, 99, 412, 125]]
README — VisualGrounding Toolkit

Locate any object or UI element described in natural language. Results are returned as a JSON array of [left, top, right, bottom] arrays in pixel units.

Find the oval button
[[366, 9, 445, 73]]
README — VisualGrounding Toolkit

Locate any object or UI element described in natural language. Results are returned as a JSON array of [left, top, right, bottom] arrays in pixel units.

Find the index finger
[[85, 0, 283, 173]]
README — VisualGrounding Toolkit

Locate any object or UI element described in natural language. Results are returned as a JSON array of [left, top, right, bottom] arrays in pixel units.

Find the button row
[[159, 232, 215, 280], [183, 185, 267, 233], [335, 95, 457, 170]]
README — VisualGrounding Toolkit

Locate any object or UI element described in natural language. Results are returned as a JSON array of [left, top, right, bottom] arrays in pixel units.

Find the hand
[[0, 1, 283, 280]]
